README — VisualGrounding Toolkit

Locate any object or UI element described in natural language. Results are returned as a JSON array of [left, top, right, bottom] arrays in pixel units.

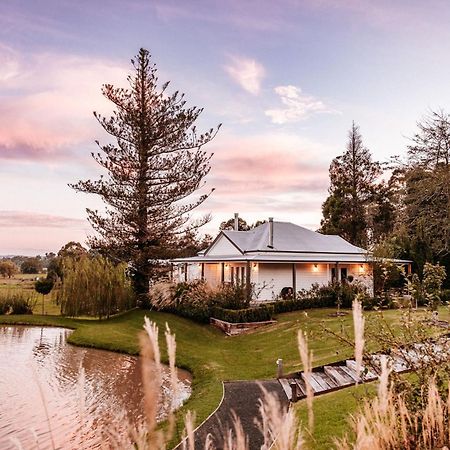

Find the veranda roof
[[171, 254, 410, 264]]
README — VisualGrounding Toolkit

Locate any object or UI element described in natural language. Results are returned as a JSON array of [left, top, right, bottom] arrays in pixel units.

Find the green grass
[[295, 382, 377, 449], [0, 306, 447, 445], [0, 273, 60, 315]]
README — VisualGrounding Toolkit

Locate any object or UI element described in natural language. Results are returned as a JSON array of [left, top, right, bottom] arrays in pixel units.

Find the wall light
[[252, 262, 258, 271], [224, 263, 229, 268], [359, 264, 365, 274], [312, 264, 319, 272]]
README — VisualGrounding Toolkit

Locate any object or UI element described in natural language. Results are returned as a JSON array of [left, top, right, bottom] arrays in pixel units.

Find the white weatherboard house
[[172, 217, 409, 302]]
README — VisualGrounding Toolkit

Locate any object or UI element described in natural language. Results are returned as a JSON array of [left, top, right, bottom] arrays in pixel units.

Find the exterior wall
[[173, 261, 374, 300], [255, 263, 293, 301], [203, 263, 222, 288], [207, 235, 241, 256], [296, 263, 330, 291]]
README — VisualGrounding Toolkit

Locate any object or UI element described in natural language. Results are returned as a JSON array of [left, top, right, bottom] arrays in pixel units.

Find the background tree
[[387, 110, 450, 283], [71, 49, 219, 307], [0, 260, 19, 278], [20, 257, 42, 274], [219, 217, 266, 231], [35, 278, 54, 315], [220, 217, 251, 231], [320, 122, 382, 247]]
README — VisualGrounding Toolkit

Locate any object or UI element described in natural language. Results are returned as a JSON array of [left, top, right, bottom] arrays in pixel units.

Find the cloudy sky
[[2, 0, 450, 255]]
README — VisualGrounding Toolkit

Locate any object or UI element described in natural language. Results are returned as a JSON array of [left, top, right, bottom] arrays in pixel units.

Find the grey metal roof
[[171, 254, 411, 264], [171, 221, 412, 264], [220, 221, 366, 254]]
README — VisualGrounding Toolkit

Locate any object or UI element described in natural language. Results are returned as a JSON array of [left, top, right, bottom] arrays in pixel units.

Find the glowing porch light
[[252, 262, 258, 271], [359, 264, 365, 274], [312, 264, 319, 272]]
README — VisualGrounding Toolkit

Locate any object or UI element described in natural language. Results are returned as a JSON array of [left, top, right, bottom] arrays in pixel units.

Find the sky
[[1, 0, 450, 255]]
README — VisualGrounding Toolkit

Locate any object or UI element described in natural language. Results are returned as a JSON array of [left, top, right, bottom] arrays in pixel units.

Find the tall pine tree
[[320, 122, 382, 247], [71, 49, 220, 306]]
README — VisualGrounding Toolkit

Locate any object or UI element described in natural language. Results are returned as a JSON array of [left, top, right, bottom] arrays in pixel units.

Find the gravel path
[[187, 380, 288, 450]]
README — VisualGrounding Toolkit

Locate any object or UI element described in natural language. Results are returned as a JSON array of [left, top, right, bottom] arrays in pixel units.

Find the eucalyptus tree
[[71, 49, 219, 306]]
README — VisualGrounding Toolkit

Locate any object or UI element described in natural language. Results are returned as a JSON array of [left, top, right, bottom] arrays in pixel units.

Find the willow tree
[[71, 49, 219, 306]]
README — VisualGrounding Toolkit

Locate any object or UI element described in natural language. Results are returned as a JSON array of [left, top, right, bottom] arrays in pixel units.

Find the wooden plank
[[315, 371, 339, 390], [390, 356, 409, 373], [310, 372, 329, 392], [301, 372, 324, 393], [340, 365, 359, 382], [324, 366, 354, 386], [294, 378, 306, 396], [278, 378, 292, 400], [346, 359, 377, 380]]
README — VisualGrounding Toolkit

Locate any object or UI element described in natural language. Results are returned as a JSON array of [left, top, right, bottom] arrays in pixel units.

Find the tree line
[[319, 112, 450, 285]]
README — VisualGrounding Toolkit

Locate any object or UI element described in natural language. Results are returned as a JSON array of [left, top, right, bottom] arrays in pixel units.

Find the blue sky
[[1, 0, 450, 254]]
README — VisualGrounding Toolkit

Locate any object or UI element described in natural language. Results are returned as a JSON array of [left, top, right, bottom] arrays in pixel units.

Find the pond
[[0, 325, 191, 449]]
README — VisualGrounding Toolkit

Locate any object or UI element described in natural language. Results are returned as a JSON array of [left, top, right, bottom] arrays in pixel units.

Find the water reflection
[[0, 326, 191, 449]]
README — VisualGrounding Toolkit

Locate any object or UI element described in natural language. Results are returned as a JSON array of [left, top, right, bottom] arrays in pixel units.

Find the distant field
[[0, 273, 60, 315]]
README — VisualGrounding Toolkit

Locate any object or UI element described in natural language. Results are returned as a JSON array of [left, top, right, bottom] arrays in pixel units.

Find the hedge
[[210, 305, 274, 323], [269, 295, 335, 314]]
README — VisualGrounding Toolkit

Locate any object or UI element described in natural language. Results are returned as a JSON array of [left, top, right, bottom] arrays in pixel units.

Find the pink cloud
[[0, 48, 127, 162], [191, 132, 332, 232], [0, 211, 86, 228], [208, 133, 330, 196]]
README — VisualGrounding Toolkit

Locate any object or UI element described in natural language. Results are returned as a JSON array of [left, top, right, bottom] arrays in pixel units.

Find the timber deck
[[278, 336, 450, 402]]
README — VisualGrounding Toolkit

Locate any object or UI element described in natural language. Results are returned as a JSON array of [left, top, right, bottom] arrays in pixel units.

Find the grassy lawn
[[0, 273, 60, 315], [295, 382, 377, 449], [0, 305, 446, 445]]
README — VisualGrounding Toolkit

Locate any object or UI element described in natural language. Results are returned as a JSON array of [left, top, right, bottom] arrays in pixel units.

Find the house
[[171, 216, 411, 302]]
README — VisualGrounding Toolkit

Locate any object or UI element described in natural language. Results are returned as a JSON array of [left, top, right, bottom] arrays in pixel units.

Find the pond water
[[0, 325, 191, 449]]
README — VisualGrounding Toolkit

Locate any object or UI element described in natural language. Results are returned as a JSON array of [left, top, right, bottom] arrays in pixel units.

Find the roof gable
[[205, 232, 243, 256]]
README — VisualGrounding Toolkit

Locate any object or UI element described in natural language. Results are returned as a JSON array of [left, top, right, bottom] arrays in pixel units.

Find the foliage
[[270, 296, 335, 314], [151, 281, 259, 322], [297, 281, 369, 309], [20, 257, 42, 274], [70, 49, 220, 307], [219, 217, 266, 231], [422, 262, 447, 310], [57, 255, 134, 318], [0, 290, 36, 314], [34, 278, 54, 296], [0, 260, 19, 278], [319, 122, 385, 247], [211, 305, 274, 323]]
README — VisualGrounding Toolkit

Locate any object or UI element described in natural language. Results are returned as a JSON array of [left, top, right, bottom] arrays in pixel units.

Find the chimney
[[268, 217, 274, 248], [234, 212, 239, 231]]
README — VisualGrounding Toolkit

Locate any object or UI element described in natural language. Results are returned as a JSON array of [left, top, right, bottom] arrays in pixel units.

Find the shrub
[[213, 283, 249, 309], [269, 295, 335, 314], [151, 281, 265, 323], [0, 291, 37, 314], [297, 281, 369, 309], [211, 305, 274, 323]]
